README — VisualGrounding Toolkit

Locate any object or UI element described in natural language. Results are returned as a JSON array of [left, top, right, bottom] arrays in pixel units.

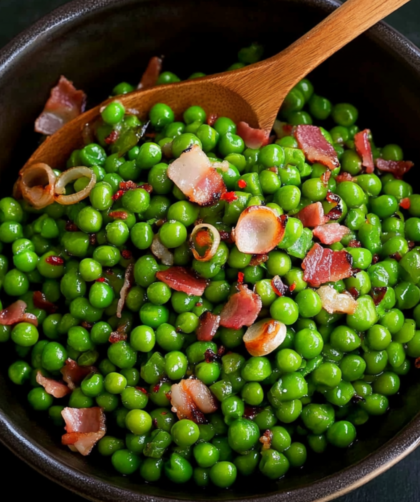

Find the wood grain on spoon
[[24, 0, 410, 170]]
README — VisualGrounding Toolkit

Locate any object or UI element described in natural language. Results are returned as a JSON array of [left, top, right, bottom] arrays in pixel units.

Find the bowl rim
[[1, 0, 420, 501]]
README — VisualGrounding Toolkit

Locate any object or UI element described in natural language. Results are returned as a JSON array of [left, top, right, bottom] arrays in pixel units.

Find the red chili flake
[[217, 345, 226, 357], [250, 254, 269, 266], [81, 321, 93, 330], [138, 183, 153, 194], [238, 179, 247, 189], [371, 287, 387, 306], [259, 429, 273, 450], [45, 256, 64, 266], [109, 332, 128, 343], [320, 171, 331, 186], [195, 302, 203, 307], [33, 291, 58, 314], [152, 418, 158, 428], [165, 392, 172, 401], [390, 252, 402, 262], [237, 272, 245, 284], [415, 357, 420, 369], [96, 277, 106, 282], [408, 240, 415, 249], [152, 384, 160, 393], [289, 283, 296, 292], [267, 167, 278, 174], [89, 233, 97, 246], [136, 387, 149, 395], [207, 113, 218, 126], [219, 231, 234, 244], [348, 240, 361, 248], [105, 130, 119, 144], [109, 210, 128, 220], [372, 254, 380, 264], [145, 131, 156, 138], [161, 411, 167, 416], [400, 197, 411, 210], [112, 190, 124, 201], [348, 287, 360, 299], [65, 221, 78, 232], [220, 192, 238, 203], [204, 348, 220, 363], [121, 249, 132, 260], [243, 406, 262, 420]]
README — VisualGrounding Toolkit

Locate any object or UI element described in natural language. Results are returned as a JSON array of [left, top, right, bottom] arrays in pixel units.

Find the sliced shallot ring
[[20, 162, 56, 209], [243, 318, 286, 356], [317, 285, 358, 315], [55, 166, 96, 205], [190, 223, 221, 262], [234, 206, 286, 254], [151, 234, 174, 266]]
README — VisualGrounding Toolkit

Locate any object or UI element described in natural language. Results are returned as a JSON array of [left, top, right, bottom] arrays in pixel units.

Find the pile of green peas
[[2, 41, 420, 489]]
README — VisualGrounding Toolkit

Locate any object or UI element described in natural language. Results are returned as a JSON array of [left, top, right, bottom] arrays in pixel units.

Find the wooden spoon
[[24, 0, 410, 170]]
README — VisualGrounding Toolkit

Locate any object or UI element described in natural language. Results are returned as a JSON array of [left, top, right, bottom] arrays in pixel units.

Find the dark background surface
[[0, 0, 420, 501]]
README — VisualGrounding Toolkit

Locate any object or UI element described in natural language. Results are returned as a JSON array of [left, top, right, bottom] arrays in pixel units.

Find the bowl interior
[[1, 0, 420, 501]]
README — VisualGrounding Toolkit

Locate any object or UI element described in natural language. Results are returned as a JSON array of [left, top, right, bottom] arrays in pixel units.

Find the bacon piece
[[236, 122, 269, 149], [61, 407, 106, 456], [156, 267, 208, 296], [167, 145, 226, 206], [137, 56, 163, 90], [243, 319, 286, 356], [348, 240, 361, 248], [233, 207, 287, 254], [297, 202, 327, 228], [196, 312, 220, 342], [35, 76, 86, 135], [33, 291, 58, 314], [151, 235, 174, 266], [36, 371, 71, 398], [294, 125, 339, 170], [376, 159, 414, 180], [273, 120, 293, 139], [250, 254, 269, 266], [0, 300, 38, 327], [116, 264, 134, 318], [243, 406, 262, 420], [317, 285, 358, 315], [170, 379, 218, 423], [354, 130, 374, 173], [220, 284, 262, 329], [109, 331, 128, 343], [271, 275, 288, 297], [313, 223, 350, 245], [61, 359, 95, 390], [207, 113, 218, 126], [335, 172, 356, 183], [320, 171, 331, 186], [302, 243, 353, 287], [109, 210, 128, 220]]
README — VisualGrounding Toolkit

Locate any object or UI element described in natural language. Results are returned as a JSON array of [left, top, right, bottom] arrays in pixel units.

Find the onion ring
[[190, 223, 221, 262], [20, 162, 56, 209], [54, 166, 96, 205], [243, 318, 286, 356], [151, 235, 174, 266]]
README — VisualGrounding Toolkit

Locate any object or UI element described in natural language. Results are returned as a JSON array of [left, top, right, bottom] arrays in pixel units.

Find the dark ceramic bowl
[[1, 0, 420, 500]]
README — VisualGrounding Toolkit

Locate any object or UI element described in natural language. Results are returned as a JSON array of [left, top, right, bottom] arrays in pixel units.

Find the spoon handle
[[225, 0, 411, 130]]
